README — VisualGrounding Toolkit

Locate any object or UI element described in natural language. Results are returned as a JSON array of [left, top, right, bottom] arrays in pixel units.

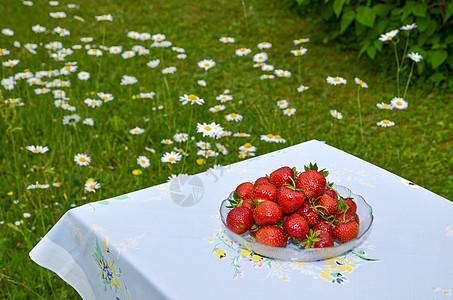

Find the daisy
[[261, 64, 274, 72], [277, 99, 288, 109], [216, 94, 233, 103], [179, 94, 204, 105], [84, 181, 100, 192], [95, 14, 113, 21], [197, 122, 224, 139], [130, 127, 145, 135], [84, 98, 102, 108], [53, 90, 66, 98], [174, 148, 188, 156], [49, 11, 66, 18], [34, 87, 50, 94], [283, 108, 296, 116], [261, 133, 275, 143], [198, 59, 216, 70], [261, 74, 275, 80], [235, 47, 252, 56], [233, 132, 251, 137], [253, 52, 268, 63], [196, 141, 211, 149], [109, 46, 122, 54], [122, 51, 135, 59], [161, 139, 173, 145], [49, 1, 58, 6], [146, 59, 160, 69], [172, 47, 185, 53], [62, 114, 81, 125], [275, 69, 291, 78], [219, 37, 235, 43], [377, 119, 395, 127], [151, 41, 172, 48], [253, 63, 263, 68], [401, 23, 417, 31], [121, 75, 137, 85], [139, 92, 155, 99], [161, 151, 182, 164], [98, 92, 113, 102], [127, 31, 140, 39], [5, 98, 24, 106], [23, 213, 31, 218], [294, 38, 310, 45], [290, 47, 307, 56], [23, 1, 33, 5], [209, 105, 226, 113], [60, 65, 77, 75], [379, 29, 399, 42], [83, 118, 94, 126], [74, 16, 85, 22], [297, 85, 309, 92], [152, 33, 166, 41], [3, 59, 20, 68], [390, 97, 408, 109], [162, 66, 176, 74], [239, 143, 257, 152], [257, 42, 272, 49], [87, 49, 102, 56], [1, 28, 14, 36], [197, 149, 218, 158], [72, 45, 82, 50], [173, 133, 188, 143], [2, 77, 16, 90], [176, 53, 187, 60], [216, 143, 228, 155], [145, 147, 156, 153], [330, 110, 343, 119], [137, 156, 150, 168], [78, 71, 90, 80], [74, 153, 91, 166], [32, 24, 46, 33], [376, 102, 393, 110], [326, 76, 347, 85], [197, 80, 207, 86], [225, 113, 243, 122], [273, 135, 286, 143], [26, 145, 49, 154], [354, 77, 368, 88], [408, 52, 423, 63], [0, 48, 10, 56], [53, 27, 70, 37]]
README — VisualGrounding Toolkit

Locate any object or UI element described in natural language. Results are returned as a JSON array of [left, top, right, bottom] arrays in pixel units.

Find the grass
[[0, 0, 452, 297]]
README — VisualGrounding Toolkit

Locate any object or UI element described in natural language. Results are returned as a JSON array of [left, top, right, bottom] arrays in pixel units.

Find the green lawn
[[0, 0, 451, 297]]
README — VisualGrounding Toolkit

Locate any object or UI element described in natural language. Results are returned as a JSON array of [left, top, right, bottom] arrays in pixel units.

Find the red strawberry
[[315, 194, 338, 216], [254, 177, 270, 188], [344, 198, 357, 214], [313, 220, 333, 236], [226, 207, 254, 234], [251, 183, 277, 202], [333, 221, 359, 243], [241, 198, 256, 212], [269, 166, 295, 188], [325, 189, 338, 201], [295, 170, 327, 199], [284, 214, 309, 240], [277, 185, 306, 214], [296, 201, 318, 227], [253, 200, 283, 225], [304, 229, 334, 248], [335, 210, 360, 224], [235, 182, 254, 200], [256, 225, 287, 247]]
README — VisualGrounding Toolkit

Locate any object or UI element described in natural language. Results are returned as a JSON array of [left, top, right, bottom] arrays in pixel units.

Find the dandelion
[[235, 48, 252, 56], [161, 151, 182, 164], [400, 23, 417, 31], [137, 156, 150, 168], [354, 78, 368, 88], [377, 120, 395, 127], [162, 66, 177, 74], [253, 52, 268, 63], [379, 29, 399, 42], [83, 118, 94, 126], [220, 37, 235, 43], [197, 80, 206, 86], [297, 85, 309, 92], [408, 52, 422, 63], [326, 76, 347, 85], [62, 114, 81, 125], [294, 38, 309, 45], [275, 69, 291, 78], [330, 110, 343, 120], [132, 169, 142, 175], [209, 105, 226, 113], [120, 75, 137, 85], [130, 127, 145, 135], [173, 133, 188, 143], [290, 47, 307, 56], [225, 113, 243, 122], [197, 122, 224, 139], [179, 94, 204, 105], [74, 154, 91, 166], [198, 59, 216, 70], [26, 145, 49, 154], [376, 102, 393, 110], [283, 108, 296, 116], [78, 71, 90, 80], [390, 97, 408, 109], [95, 14, 113, 21], [85, 181, 100, 192]]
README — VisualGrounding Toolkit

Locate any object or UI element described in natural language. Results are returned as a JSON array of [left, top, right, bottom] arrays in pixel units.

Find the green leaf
[[444, 35, 453, 44], [376, 19, 389, 34], [445, 3, 453, 23], [340, 9, 355, 33], [412, 2, 427, 17], [402, 2, 415, 20], [417, 16, 431, 32], [428, 72, 445, 83], [430, 50, 448, 69], [373, 39, 382, 52], [366, 45, 377, 59], [358, 40, 371, 57], [355, 6, 376, 27], [373, 4, 392, 17], [333, 0, 345, 18]]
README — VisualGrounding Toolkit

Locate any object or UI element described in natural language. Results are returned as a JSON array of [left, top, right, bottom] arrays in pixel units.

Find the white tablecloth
[[30, 140, 453, 299]]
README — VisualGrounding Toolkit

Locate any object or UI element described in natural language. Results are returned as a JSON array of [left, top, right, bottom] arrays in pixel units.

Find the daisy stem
[[401, 31, 411, 68], [298, 58, 302, 83], [180, 105, 194, 173], [356, 86, 364, 143], [403, 61, 415, 100], [392, 40, 400, 97], [241, 0, 249, 34]]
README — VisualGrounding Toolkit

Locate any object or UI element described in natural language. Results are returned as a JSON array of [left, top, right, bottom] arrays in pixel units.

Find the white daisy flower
[[390, 97, 408, 109], [162, 66, 176, 74], [400, 23, 417, 31], [235, 47, 252, 56], [197, 80, 207, 86], [377, 119, 395, 127], [330, 110, 343, 120], [260, 74, 275, 80], [257, 42, 272, 49], [137, 156, 150, 168], [379, 29, 399, 42], [408, 52, 423, 63], [120, 75, 137, 85], [219, 37, 235, 43], [173, 133, 188, 143], [198, 59, 216, 70], [277, 99, 289, 109], [147, 59, 160, 68], [95, 14, 113, 21], [239, 143, 257, 152], [77, 71, 90, 80], [84, 181, 100, 192], [83, 118, 94, 126], [326, 76, 347, 85], [179, 94, 204, 105], [283, 108, 296, 116], [130, 127, 145, 135], [376, 102, 393, 110], [233, 132, 251, 137], [225, 113, 243, 122], [290, 47, 307, 56], [74, 153, 91, 166], [275, 69, 291, 78], [161, 151, 182, 164], [253, 52, 268, 63], [354, 77, 368, 88], [297, 85, 309, 92], [294, 38, 309, 45], [209, 105, 226, 113], [197, 122, 224, 139]]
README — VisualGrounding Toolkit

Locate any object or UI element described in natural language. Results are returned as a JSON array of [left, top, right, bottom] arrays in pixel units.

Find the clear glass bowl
[[219, 185, 373, 262]]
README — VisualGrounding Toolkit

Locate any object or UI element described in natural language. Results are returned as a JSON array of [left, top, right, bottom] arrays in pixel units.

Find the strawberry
[[325, 189, 338, 201], [344, 198, 357, 214], [313, 220, 333, 236], [277, 185, 306, 213], [255, 225, 287, 247], [235, 182, 254, 200], [283, 213, 309, 240], [296, 201, 318, 227], [226, 207, 254, 235], [315, 194, 338, 216], [253, 200, 283, 225], [251, 183, 277, 202], [303, 229, 334, 248], [241, 197, 257, 212], [295, 164, 327, 199], [254, 176, 270, 188], [333, 221, 359, 243], [335, 210, 359, 224], [269, 166, 295, 188]]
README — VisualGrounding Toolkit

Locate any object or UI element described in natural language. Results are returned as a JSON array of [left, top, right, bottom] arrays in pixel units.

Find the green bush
[[290, 0, 453, 84]]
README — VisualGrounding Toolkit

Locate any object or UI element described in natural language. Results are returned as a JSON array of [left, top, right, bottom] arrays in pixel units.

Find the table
[[30, 140, 453, 299]]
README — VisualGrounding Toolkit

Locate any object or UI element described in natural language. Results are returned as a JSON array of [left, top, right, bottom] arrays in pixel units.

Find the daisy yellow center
[[383, 120, 389, 124], [93, 49, 97, 52], [102, 96, 108, 99], [280, 72, 285, 76], [169, 157, 175, 162], [141, 160, 146, 164], [231, 113, 237, 118], [90, 184, 95, 189], [134, 129, 140, 133], [239, 133, 244, 136], [225, 38, 229, 41], [258, 56, 263, 59], [156, 36, 162, 40], [244, 143, 252, 148], [11, 99, 16, 102], [240, 48, 246, 52], [79, 157, 86, 162], [204, 126, 211, 131], [41, 88, 46, 92], [59, 29, 64, 33], [262, 42, 267, 45], [358, 80, 364, 85], [165, 140, 170, 144], [333, 77, 340, 82], [39, 184, 42, 188], [388, 35, 393, 39], [187, 94, 197, 100], [383, 104, 389, 107], [297, 50, 301, 55], [299, 38, 304, 42], [396, 101, 402, 105], [275, 135, 281, 139], [65, 66, 71, 70], [56, 14, 60, 17], [204, 63, 210, 67], [34, 148, 38, 152], [202, 143, 206, 147], [206, 151, 211, 155], [179, 136, 184, 139], [221, 96, 226, 99], [215, 107, 220, 110], [267, 134, 273, 138], [91, 101, 96, 104], [178, 148, 184, 152]]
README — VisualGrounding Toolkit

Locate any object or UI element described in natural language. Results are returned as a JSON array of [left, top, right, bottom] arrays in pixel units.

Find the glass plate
[[219, 184, 373, 262]]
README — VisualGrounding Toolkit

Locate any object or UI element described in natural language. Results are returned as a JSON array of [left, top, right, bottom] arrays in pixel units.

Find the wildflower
[[32, 24, 46, 33], [87, 49, 102, 56], [49, 1, 58, 6], [74, 154, 91, 166], [122, 51, 135, 59], [283, 108, 296, 116], [377, 119, 395, 127], [152, 33, 166, 41], [26, 145, 49, 154], [95, 14, 113, 21], [197, 80, 206, 86], [50, 11, 66, 18], [400, 23, 417, 31], [74, 16, 85, 22], [145, 147, 156, 153], [109, 46, 122, 54], [198, 59, 216, 70], [23, 1, 33, 5], [173, 133, 188, 142], [253, 63, 263, 68], [273, 135, 286, 143], [23, 213, 31, 218], [216, 143, 228, 155], [290, 47, 307, 56], [219, 37, 235, 43], [379, 29, 399, 42], [235, 48, 252, 56], [132, 169, 142, 175], [98, 92, 113, 102], [354, 78, 368, 88], [53, 182, 62, 187], [294, 38, 310, 45], [78, 71, 90, 80], [84, 98, 102, 108], [326, 76, 347, 85], [261, 134, 275, 142], [2, 28, 14, 36], [225, 113, 243, 122], [216, 94, 233, 103], [196, 141, 211, 149], [85, 181, 100, 192], [176, 53, 187, 60], [137, 156, 150, 168], [297, 85, 309, 92], [275, 69, 291, 78], [197, 122, 224, 139], [0, 48, 10, 56], [120, 75, 137, 85], [239, 143, 257, 152], [162, 66, 177, 74], [147, 59, 160, 68], [130, 127, 145, 135], [233, 132, 251, 137], [408, 52, 423, 63], [257, 42, 272, 50], [376, 102, 393, 110], [330, 110, 343, 120], [261, 74, 274, 80], [390, 97, 408, 109], [253, 52, 268, 63], [127, 31, 140, 39], [179, 94, 204, 105], [161, 151, 182, 164], [197, 149, 218, 158], [277, 100, 288, 109], [3, 59, 20, 68], [5, 98, 24, 106], [209, 105, 226, 113], [151, 40, 172, 48], [83, 118, 94, 126], [161, 139, 173, 145], [62, 114, 81, 125], [53, 26, 70, 37]]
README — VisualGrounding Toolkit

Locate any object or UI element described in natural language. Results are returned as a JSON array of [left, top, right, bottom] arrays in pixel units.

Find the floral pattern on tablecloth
[[446, 225, 452, 240], [205, 228, 379, 283], [89, 194, 132, 211], [432, 287, 452, 297]]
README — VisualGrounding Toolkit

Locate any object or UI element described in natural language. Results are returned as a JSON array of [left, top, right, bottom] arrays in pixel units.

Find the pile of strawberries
[[225, 164, 360, 248]]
